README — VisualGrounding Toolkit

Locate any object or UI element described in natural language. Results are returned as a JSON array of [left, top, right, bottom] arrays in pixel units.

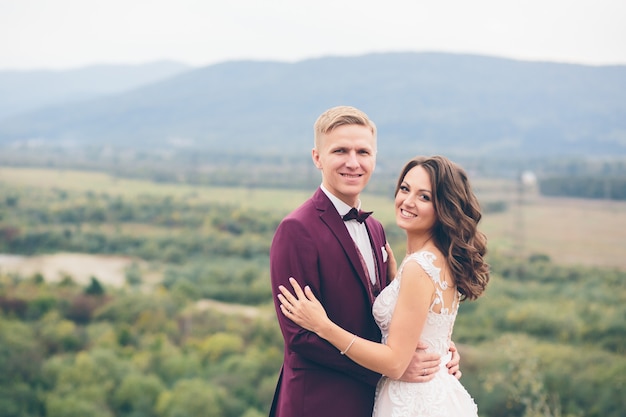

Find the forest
[[3, 147, 626, 202], [0, 167, 625, 417]]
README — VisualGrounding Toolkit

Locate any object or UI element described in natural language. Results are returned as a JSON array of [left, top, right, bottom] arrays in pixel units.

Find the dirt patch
[[0, 253, 139, 287]]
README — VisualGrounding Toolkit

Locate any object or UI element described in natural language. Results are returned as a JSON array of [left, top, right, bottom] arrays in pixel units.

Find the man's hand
[[397, 341, 441, 382], [447, 341, 462, 380]]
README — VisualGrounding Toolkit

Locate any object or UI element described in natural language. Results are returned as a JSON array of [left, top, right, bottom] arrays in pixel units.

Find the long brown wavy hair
[[395, 155, 490, 300]]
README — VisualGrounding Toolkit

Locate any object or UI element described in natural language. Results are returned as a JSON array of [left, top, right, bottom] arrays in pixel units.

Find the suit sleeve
[[270, 217, 382, 387]]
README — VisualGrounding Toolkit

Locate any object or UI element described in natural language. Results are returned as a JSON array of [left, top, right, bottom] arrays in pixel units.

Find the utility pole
[[514, 170, 537, 279]]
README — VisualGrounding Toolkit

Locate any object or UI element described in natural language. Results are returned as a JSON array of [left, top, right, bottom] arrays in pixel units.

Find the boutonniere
[[381, 246, 388, 263]]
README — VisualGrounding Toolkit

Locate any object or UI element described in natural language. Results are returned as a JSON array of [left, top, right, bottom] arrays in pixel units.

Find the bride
[[278, 155, 490, 417]]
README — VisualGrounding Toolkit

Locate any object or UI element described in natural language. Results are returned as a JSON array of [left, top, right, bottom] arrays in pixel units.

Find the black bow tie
[[342, 207, 373, 224]]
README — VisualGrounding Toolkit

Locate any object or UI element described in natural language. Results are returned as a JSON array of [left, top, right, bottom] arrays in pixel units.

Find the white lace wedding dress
[[372, 250, 478, 417]]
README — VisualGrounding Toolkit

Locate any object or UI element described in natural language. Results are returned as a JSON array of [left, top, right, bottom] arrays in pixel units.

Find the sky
[[1, 0, 625, 71]]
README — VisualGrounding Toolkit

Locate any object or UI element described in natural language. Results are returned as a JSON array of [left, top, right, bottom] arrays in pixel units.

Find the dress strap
[[405, 251, 457, 314]]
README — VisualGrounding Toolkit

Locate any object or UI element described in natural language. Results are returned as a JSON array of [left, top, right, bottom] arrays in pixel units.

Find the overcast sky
[[1, 0, 625, 71]]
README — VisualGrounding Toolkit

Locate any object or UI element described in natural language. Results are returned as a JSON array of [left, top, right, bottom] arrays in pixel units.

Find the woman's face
[[395, 165, 437, 234]]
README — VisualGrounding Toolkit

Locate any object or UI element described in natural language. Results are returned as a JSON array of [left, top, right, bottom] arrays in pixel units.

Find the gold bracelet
[[340, 334, 357, 355]]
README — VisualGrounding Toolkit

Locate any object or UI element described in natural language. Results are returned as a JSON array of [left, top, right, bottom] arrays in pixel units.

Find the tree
[[85, 276, 105, 295], [112, 372, 165, 417], [0, 318, 44, 416], [155, 378, 225, 417]]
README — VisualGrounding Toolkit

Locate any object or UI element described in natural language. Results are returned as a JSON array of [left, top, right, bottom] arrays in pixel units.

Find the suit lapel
[[313, 189, 372, 291], [364, 216, 387, 288]]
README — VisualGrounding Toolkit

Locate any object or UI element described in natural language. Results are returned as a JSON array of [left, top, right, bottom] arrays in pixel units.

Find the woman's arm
[[278, 261, 434, 380]]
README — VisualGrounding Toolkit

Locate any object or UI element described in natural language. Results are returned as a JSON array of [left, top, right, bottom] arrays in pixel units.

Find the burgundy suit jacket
[[269, 188, 390, 417]]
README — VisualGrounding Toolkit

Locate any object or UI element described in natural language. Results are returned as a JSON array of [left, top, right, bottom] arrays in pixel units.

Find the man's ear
[[311, 148, 322, 169]]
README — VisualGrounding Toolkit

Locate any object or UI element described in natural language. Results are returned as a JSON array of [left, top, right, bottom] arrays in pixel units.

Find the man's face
[[312, 124, 376, 207]]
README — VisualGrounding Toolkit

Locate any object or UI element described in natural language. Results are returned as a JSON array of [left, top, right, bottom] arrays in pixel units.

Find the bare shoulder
[[396, 257, 436, 308], [398, 258, 434, 290]]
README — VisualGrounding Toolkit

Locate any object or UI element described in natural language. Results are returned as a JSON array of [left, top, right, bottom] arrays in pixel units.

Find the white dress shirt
[[321, 185, 377, 284]]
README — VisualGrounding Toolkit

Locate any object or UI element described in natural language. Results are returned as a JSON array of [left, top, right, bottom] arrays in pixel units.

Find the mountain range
[[0, 61, 190, 121], [1, 52, 625, 160]]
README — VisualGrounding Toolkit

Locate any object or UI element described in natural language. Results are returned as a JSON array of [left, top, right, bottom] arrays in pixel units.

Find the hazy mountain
[[0, 53, 624, 159], [0, 61, 190, 120]]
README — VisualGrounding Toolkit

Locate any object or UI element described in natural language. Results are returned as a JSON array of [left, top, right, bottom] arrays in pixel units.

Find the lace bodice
[[372, 250, 460, 357], [371, 250, 477, 417]]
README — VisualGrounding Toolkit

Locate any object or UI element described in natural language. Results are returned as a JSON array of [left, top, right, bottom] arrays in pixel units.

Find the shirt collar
[[320, 184, 361, 217]]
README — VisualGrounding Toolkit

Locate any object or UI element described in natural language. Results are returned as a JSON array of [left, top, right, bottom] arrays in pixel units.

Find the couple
[[269, 106, 490, 417]]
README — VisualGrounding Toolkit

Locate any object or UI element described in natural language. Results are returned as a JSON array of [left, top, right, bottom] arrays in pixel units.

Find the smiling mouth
[[400, 209, 417, 218], [341, 173, 362, 179]]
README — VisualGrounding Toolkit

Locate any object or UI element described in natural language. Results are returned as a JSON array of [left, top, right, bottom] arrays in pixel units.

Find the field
[[1, 166, 626, 273], [2, 166, 625, 417]]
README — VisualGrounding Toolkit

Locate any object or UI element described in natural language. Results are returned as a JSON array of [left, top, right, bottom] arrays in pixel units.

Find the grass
[[2, 166, 625, 271], [0, 167, 312, 213]]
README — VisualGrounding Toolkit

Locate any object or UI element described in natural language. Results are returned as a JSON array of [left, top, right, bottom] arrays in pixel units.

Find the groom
[[269, 106, 460, 417]]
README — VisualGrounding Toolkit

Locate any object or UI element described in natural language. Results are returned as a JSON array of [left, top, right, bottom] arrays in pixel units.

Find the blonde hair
[[313, 106, 377, 149]]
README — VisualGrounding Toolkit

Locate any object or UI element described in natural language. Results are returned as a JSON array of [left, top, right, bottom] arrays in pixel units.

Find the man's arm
[[397, 341, 462, 382], [271, 217, 382, 385]]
